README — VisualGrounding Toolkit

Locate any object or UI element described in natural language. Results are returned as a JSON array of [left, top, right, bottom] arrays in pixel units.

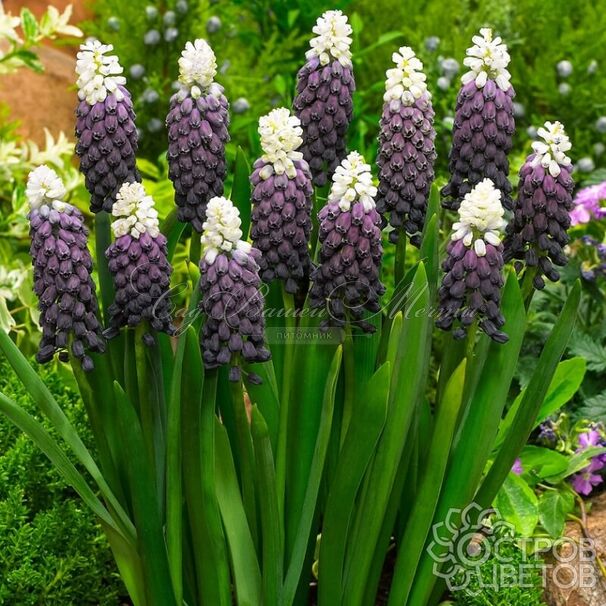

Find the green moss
[[0, 359, 124, 605]]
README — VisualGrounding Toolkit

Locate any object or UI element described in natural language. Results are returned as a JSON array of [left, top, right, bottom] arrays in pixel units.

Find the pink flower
[[570, 181, 606, 226], [511, 458, 523, 475], [571, 459, 604, 496], [579, 430, 602, 449]]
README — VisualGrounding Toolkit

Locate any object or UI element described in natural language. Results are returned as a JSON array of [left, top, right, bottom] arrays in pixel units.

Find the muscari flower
[[442, 28, 515, 211], [293, 10, 355, 187], [105, 182, 175, 343], [504, 121, 574, 290], [75, 40, 140, 213], [436, 178, 508, 343], [198, 197, 271, 380], [166, 39, 230, 233], [376, 47, 436, 246], [26, 166, 105, 371], [250, 108, 313, 294], [310, 152, 385, 332]]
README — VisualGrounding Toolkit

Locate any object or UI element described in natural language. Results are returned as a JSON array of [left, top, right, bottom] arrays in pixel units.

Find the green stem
[[341, 324, 355, 447], [394, 235, 407, 288], [229, 375, 259, 550], [520, 267, 537, 310], [189, 229, 201, 266], [277, 288, 296, 521]]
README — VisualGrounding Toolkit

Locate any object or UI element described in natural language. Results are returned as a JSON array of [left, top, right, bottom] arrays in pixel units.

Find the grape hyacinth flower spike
[[293, 10, 355, 187], [75, 40, 139, 213], [26, 166, 105, 370], [437, 178, 508, 343], [198, 197, 271, 381], [376, 46, 436, 246], [310, 152, 385, 332], [167, 39, 230, 232], [250, 108, 313, 294], [504, 121, 574, 289], [442, 28, 515, 211], [105, 182, 175, 343]]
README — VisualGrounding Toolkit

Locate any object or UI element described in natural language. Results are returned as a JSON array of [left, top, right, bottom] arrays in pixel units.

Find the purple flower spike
[[26, 166, 105, 371], [504, 121, 574, 290], [437, 178, 508, 343], [377, 47, 436, 246], [75, 41, 140, 213], [442, 29, 515, 211], [310, 152, 385, 333], [198, 197, 271, 379], [293, 11, 355, 187], [250, 108, 313, 294], [105, 183, 175, 342], [167, 39, 230, 232]]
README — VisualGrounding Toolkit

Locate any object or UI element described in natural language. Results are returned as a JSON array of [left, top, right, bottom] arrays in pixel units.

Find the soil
[[0, 0, 92, 145]]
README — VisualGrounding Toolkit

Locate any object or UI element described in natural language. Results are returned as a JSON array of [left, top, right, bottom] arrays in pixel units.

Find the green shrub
[[0, 359, 123, 606]]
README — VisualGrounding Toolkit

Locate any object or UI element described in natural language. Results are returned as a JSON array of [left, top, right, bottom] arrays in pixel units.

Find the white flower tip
[[531, 120, 572, 175], [26, 165, 67, 210], [76, 39, 126, 105], [259, 108, 303, 175], [384, 46, 429, 105], [112, 182, 160, 239], [452, 178, 506, 251], [178, 38, 217, 92], [201, 197, 248, 262], [306, 10, 352, 67], [461, 27, 511, 91], [329, 151, 377, 211]]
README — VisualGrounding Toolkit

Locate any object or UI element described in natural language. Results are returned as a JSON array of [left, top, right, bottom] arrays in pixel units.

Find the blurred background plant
[[0, 356, 124, 605]]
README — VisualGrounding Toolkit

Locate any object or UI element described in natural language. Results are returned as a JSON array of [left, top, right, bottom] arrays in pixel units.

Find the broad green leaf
[[495, 473, 539, 537], [216, 421, 263, 606], [343, 263, 432, 606], [497, 357, 586, 450], [251, 408, 283, 606], [0, 298, 15, 332], [114, 383, 177, 606], [281, 346, 342, 606], [539, 491, 568, 538], [520, 445, 569, 480], [318, 362, 389, 606], [387, 360, 467, 606], [546, 446, 606, 483], [477, 282, 581, 506], [569, 333, 606, 372]]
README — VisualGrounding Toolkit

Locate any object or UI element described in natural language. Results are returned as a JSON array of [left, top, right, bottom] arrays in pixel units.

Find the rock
[[0, 45, 77, 145]]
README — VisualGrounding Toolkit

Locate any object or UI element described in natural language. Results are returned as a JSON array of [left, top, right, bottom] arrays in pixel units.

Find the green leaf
[[477, 282, 581, 506], [546, 446, 606, 483], [251, 407, 283, 606], [539, 491, 568, 538], [20, 8, 39, 41], [114, 383, 177, 606], [216, 420, 263, 606], [343, 263, 432, 606], [569, 333, 606, 372], [519, 445, 569, 480], [0, 298, 15, 332], [231, 147, 252, 239], [281, 346, 342, 606], [495, 473, 539, 537], [318, 362, 389, 606], [387, 359, 468, 606], [497, 357, 586, 449], [0, 392, 123, 537], [11, 49, 43, 72]]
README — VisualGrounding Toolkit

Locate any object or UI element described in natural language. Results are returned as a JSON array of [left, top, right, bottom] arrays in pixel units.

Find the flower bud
[[293, 11, 355, 187], [376, 47, 436, 246], [75, 41, 140, 213], [26, 166, 105, 370], [166, 39, 230, 232], [442, 29, 515, 211]]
